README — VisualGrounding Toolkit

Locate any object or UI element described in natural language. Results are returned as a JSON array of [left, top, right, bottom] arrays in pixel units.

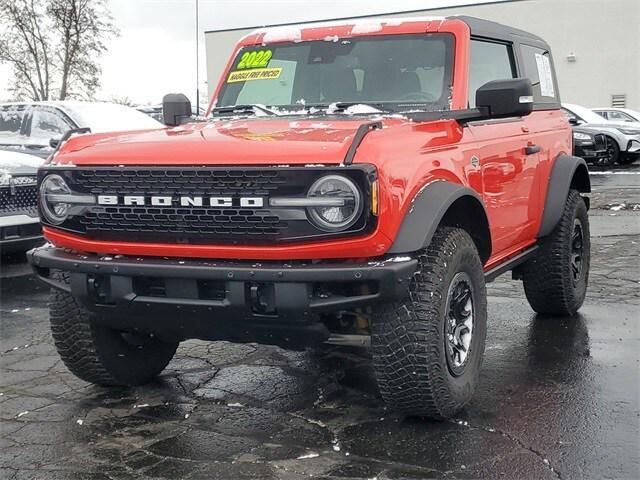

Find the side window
[[520, 44, 558, 104], [29, 108, 72, 143], [608, 110, 634, 122], [0, 105, 27, 137], [468, 40, 515, 107]]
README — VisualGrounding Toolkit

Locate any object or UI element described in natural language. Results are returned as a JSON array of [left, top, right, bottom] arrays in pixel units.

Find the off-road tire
[[49, 271, 179, 386], [522, 190, 590, 316], [371, 227, 487, 419]]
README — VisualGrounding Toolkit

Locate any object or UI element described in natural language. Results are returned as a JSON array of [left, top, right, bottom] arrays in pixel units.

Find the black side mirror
[[568, 117, 580, 126], [49, 137, 61, 149], [476, 78, 534, 119], [162, 93, 192, 126]]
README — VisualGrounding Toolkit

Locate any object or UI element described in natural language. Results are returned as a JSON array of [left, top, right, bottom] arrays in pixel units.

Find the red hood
[[51, 118, 387, 166], [51, 116, 464, 167]]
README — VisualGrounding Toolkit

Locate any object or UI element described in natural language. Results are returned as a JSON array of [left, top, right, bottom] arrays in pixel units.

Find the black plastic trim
[[484, 245, 538, 283], [343, 121, 382, 165], [538, 155, 590, 238], [388, 181, 490, 261]]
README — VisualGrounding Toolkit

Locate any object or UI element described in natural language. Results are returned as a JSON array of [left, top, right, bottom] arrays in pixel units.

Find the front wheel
[[49, 271, 179, 386], [371, 227, 487, 418]]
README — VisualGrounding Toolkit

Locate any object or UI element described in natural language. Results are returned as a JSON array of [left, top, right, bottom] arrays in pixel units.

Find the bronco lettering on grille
[[96, 195, 264, 208]]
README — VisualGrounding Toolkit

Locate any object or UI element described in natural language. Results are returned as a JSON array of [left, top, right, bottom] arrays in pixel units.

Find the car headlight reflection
[[573, 132, 592, 141]]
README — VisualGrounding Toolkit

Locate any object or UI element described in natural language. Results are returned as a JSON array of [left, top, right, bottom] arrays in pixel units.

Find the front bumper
[[0, 215, 43, 254], [28, 246, 417, 347]]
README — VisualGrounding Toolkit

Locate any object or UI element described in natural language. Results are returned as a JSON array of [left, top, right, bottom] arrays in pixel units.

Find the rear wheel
[[521, 190, 590, 316], [49, 271, 179, 386], [371, 227, 487, 418]]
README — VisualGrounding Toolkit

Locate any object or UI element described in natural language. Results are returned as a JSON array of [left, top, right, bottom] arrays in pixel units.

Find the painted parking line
[[589, 171, 640, 175]]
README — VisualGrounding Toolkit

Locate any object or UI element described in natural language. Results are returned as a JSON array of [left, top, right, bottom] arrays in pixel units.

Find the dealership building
[[205, 0, 640, 110]]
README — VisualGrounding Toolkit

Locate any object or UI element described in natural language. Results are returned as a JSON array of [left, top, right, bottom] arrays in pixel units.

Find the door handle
[[525, 144, 541, 155]]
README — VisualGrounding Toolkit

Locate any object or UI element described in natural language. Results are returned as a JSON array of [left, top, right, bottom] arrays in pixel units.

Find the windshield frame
[[214, 32, 456, 116]]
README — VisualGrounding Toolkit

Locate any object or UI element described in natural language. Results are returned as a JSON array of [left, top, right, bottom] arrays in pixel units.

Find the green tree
[[0, 0, 118, 101]]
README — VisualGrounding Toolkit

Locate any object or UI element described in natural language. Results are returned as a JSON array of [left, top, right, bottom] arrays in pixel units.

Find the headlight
[[573, 132, 592, 141], [40, 174, 71, 224], [306, 175, 362, 231], [616, 128, 640, 135]]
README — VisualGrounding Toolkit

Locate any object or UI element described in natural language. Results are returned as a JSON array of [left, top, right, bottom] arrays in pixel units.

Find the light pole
[[195, 0, 200, 113]]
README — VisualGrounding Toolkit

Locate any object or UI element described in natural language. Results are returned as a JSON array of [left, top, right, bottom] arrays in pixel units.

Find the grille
[[0, 177, 38, 217], [50, 166, 375, 245]]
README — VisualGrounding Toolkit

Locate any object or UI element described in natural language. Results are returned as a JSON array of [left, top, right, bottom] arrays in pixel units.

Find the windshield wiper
[[321, 102, 389, 114], [212, 104, 279, 116]]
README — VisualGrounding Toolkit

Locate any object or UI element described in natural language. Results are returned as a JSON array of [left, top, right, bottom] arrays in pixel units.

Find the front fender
[[387, 181, 491, 262]]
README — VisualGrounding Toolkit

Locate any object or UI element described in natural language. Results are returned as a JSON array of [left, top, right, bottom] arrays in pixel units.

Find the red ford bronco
[[29, 16, 591, 418]]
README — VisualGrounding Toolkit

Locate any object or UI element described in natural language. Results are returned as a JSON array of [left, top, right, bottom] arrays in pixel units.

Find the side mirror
[[476, 78, 534, 119], [162, 93, 192, 126], [49, 137, 61, 149], [568, 117, 580, 126]]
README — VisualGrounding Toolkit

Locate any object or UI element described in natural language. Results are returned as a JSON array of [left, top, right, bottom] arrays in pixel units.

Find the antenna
[[195, 0, 200, 113]]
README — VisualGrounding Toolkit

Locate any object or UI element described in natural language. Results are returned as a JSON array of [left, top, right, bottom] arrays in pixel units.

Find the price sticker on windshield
[[236, 49, 273, 69], [227, 67, 282, 83]]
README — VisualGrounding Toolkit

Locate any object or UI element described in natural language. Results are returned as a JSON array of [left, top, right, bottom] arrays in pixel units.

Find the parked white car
[[592, 107, 640, 124], [562, 103, 640, 165], [0, 149, 45, 254], [0, 101, 163, 157]]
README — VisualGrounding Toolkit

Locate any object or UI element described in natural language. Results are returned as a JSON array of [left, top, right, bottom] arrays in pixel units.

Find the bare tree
[[0, 0, 118, 101]]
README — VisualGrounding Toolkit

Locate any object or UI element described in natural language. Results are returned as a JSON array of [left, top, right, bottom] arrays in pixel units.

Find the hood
[[581, 120, 640, 130], [51, 116, 419, 166], [0, 149, 44, 176]]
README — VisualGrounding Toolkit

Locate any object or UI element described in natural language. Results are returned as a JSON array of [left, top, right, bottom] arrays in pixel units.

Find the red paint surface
[[45, 18, 572, 265]]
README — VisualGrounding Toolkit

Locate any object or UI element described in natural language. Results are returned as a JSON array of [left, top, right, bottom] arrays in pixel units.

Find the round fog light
[[307, 175, 362, 232], [40, 174, 72, 225]]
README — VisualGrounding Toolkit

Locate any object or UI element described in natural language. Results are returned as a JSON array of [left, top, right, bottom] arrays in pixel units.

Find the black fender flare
[[388, 181, 492, 263], [538, 154, 591, 238]]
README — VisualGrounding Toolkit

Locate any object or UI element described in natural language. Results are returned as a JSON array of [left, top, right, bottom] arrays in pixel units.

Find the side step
[[325, 334, 371, 347], [484, 245, 539, 283]]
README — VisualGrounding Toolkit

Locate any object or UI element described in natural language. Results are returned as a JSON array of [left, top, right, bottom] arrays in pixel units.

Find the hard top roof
[[454, 15, 549, 50]]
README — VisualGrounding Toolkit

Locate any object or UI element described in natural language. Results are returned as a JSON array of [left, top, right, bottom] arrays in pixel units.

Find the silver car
[[0, 101, 163, 157], [562, 103, 640, 166]]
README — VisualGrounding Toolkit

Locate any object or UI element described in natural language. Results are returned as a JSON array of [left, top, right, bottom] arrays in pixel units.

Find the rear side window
[[468, 40, 515, 107], [0, 106, 26, 136], [520, 44, 558, 104]]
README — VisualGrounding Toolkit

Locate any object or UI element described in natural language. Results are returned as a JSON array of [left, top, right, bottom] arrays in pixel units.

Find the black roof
[[453, 15, 550, 50]]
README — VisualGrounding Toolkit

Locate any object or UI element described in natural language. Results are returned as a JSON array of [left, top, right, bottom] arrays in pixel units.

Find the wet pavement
[[1, 168, 639, 479]]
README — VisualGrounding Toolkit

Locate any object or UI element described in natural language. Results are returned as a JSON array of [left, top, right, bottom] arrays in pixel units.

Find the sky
[[0, 0, 508, 105]]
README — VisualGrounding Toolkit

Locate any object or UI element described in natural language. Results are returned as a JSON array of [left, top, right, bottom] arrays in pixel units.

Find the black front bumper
[[28, 246, 417, 347]]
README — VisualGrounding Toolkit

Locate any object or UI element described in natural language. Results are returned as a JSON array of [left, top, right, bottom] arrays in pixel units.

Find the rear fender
[[538, 154, 590, 238], [388, 181, 491, 264]]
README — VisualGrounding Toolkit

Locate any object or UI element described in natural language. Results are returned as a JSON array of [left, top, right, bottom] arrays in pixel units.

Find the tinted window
[[219, 34, 455, 112], [0, 106, 26, 135], [468, 40, 515, 107], [520, 44, 558, 104], [29, 108, 72, 143]]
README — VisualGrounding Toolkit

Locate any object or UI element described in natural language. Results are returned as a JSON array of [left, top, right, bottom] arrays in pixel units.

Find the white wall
[[205, 0, 640, 109]]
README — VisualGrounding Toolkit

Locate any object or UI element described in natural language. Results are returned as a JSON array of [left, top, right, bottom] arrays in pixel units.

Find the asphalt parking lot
[[1, 167, 639, 480]]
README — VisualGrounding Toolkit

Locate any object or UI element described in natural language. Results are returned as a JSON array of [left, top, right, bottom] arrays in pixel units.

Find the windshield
[[217, 33, 454, 113]]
